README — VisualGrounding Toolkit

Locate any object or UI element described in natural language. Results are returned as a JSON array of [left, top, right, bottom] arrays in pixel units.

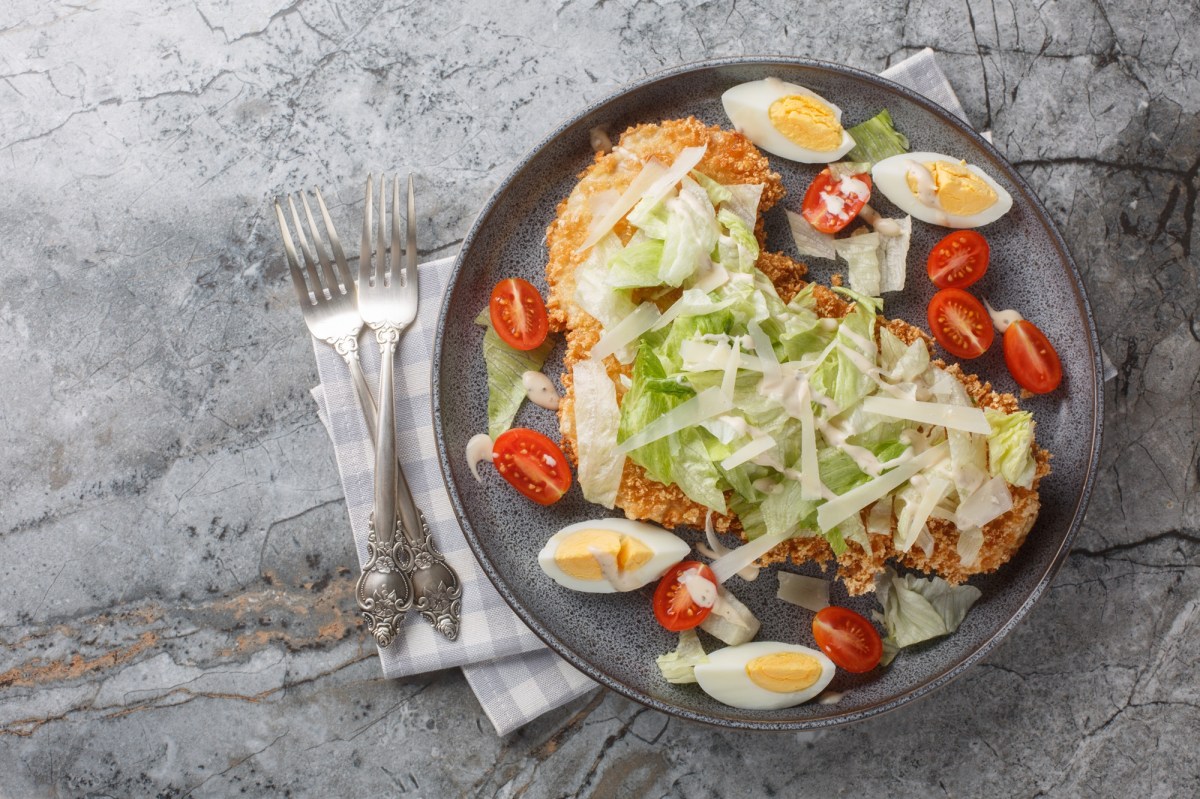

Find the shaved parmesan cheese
[[957, 525, 984, 566], [590, 301, 660, 364], [748, 320, 781, 377], [710, 525, 796, 585], [638, 145, 708, 210], [862, 396, 991, 434], [956, 475, 1014, 530], [576, 159, 669, 253], [698, 511, 759, 581], [721, 435, 777, 470], [572, 359, 624, 508], [897, 476, 952, 552], [776, 572, 830, 612], [796, 380, 823, 501], [867, 497, 893, 535], [692, 261, 730, 293], [721, 339, 740, 401], [817, 443, 949, 532], [615, 387, 733, 456], [680, 339, 766, 372]]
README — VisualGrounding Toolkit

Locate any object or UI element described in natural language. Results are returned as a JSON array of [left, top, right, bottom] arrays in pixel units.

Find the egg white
[[536, 518, 690, 593], [872, 151, 1013, 228], [693, 641, 836, 710], [721, 78, 856, 164]]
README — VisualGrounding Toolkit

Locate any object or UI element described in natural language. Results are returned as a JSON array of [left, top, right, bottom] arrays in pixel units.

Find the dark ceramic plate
[[432, 58, 1102, 730]]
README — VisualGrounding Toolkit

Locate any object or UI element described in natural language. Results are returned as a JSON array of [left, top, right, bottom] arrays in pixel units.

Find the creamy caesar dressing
[[983, 299, 1024, 333], [522, 370, 561, 410], [679, 567, 718, 608], [859, 204, 903, 237], [465, 433, 494, 482]]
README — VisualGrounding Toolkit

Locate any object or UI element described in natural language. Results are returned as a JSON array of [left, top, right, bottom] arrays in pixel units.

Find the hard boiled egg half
[[537, 519, 690, 593], [693, 641, 836, 710], [722, 77, 856, 164], [872, 152, 1013, 228]]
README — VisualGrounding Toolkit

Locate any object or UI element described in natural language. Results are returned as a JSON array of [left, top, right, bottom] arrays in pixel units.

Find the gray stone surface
[[0, 0, 1196, 796]]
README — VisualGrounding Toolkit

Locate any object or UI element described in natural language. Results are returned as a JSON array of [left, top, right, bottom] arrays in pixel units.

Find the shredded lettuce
[[836, 232, 883, 297], [985, 409, 1037, 489], [655, 628, 709, 684], [874, 566, 982, 665], [474, 309, 553, 438], [785, 209, 836, 260], [607, 237, 665, 289], [844, 109, 910, 165]]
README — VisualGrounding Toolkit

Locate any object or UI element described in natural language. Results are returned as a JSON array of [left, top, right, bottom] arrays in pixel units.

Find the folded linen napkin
[[309, 48, 1064, 736]]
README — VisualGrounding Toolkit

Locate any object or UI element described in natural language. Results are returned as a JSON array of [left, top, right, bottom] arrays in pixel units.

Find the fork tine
[[360, 174, 374, 288], [377, 173, 388, 286], [314, 186, 354, 296], [274, 199, 313, 308], [405, 174, 418, 296], [391, 176, 402, 287], [287, 194, 326, 300], [299, 190, 340, 296]]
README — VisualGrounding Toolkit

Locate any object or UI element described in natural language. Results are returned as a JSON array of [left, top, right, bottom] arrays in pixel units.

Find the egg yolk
[[745, 652, 823, 693], [767, 95, 843, 152], [553, 530, 652, 580], [906, 160, 998, 216]]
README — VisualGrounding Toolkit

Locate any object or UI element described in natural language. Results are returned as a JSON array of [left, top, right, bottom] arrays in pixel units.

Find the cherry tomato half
[[801, 168, 872, 234], [927, 230, 990, 289], [652, 561, 718, 632], [812, 606, 883, 673], [927, 287, 995, 359], [489, 278, 549, 351], [491, 428, 571, 505], [1003, 319, 1063, 394]]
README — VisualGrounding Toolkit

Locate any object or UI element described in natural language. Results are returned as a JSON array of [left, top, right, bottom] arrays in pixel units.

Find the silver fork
[[273, 189, 376, 427], [276, 187, 414, 646], [358, 174, 462, 643]]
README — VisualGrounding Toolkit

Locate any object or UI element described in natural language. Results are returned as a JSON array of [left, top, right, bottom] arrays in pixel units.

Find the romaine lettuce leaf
[[845, 109, 910, 165], [572, 359, 624, 508]]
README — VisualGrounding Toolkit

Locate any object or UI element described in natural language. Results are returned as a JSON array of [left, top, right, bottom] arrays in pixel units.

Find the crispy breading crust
[[547, 119, 1050, 595]]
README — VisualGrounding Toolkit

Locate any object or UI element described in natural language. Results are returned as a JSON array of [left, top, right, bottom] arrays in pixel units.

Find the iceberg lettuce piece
[[985, 409, 1037, 489], [607, 237, 665, 289], [656, 628, 709, 684], [475, 309, 554, 439], [835, 232, 883, 297], [874, 566, 982, 664], [572, 359, 624, 508]]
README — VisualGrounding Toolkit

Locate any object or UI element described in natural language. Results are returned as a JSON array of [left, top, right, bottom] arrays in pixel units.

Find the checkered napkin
[[309, 49, 1059, 736]]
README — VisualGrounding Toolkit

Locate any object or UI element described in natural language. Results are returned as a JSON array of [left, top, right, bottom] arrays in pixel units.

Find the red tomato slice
[[801, 168, 872, 234], [652, 561, 717, 632], [491, 428, 571, 505], [812, 606, 883, 673], [927, 230, 990, 289], [1004, 319, 1063, 394], [489, 278, 549, 351], [927, 288, 995, 359]]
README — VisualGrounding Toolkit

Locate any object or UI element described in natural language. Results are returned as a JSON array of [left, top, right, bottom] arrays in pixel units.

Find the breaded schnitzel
[[546, 118, 1049, 595]]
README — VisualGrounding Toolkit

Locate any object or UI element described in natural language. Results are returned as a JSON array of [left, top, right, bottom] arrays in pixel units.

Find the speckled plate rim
[[432, 56, 1104, 731]]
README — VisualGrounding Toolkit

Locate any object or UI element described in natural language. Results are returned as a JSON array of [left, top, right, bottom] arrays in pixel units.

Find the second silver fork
[[357, 174, 462, 644]]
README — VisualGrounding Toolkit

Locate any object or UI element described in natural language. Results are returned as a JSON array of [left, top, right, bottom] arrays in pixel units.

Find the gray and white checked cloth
[[309, 48, 1086, 736]]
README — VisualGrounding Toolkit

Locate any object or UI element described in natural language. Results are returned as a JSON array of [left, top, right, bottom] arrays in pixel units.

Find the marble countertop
[[2, 0, 1196, 796]]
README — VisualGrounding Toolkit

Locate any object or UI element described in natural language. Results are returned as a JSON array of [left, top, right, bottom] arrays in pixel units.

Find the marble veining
[[0, 0, 1196, 796]]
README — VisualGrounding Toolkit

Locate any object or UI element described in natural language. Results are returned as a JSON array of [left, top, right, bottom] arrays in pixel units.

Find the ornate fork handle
[[326, 333, 376, 428]]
